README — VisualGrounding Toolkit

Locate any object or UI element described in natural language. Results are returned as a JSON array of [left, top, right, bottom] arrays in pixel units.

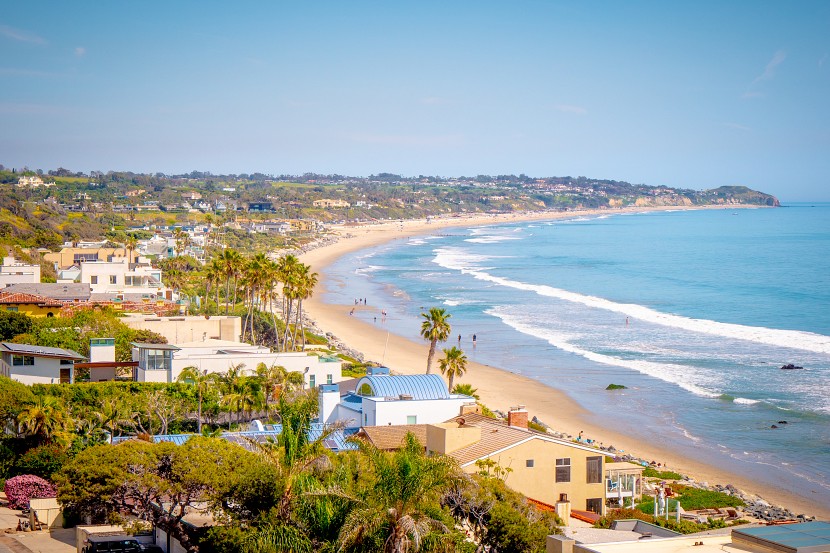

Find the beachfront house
[[0, 342, 84, 384], [0, 290, 64, 317], [132, 338, 343, 387], [318, 367, 478, 428], [429, 411, 609, 517]]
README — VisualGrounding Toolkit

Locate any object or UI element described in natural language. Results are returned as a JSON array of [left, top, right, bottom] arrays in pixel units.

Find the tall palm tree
[[255, 363, 303, 417], [219, 249, 243, 314], [419, 307, 452, 374], [277, 255, 301, 351], [291, 264, 318, 349], [203, 259, 223, 315], [438, 346, 467, 391], [450, 383, 479, 399], [242, 253, 269, 343], [125, 235, 138, 263], [338, 433, 460, 553], [177, 366, 217, 434]]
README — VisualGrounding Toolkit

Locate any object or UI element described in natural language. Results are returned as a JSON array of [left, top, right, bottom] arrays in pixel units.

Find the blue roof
[[111, 423, 359, 452], [354, 374, 449, 400], [734, 522, 830, 552]]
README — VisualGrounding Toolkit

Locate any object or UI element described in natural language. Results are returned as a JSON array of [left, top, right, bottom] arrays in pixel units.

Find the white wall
[[363, 397, 470, 427], [169, 352, 341, 387], [9, 357, 69, 385]]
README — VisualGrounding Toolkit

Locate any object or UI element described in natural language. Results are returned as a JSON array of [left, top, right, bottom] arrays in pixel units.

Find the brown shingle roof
[[444, 413, 535, 465], [443, 413, 602, 466], [0, 291, 62, 307], [358, 425, 428, 450]]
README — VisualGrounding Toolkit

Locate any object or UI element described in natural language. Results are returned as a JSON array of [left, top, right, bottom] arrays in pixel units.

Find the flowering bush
[[4, 474, 56, 509]]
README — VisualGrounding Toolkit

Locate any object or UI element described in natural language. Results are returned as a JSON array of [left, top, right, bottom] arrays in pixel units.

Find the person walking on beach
[[457, 334, 462, 346], [472, 334, 477, 348]]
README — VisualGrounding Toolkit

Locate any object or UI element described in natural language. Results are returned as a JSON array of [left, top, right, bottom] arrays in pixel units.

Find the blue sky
[[1, 1, 829, 201]]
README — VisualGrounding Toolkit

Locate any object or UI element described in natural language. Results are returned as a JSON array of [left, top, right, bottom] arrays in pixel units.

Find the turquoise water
[[323, 205, 830, 510]]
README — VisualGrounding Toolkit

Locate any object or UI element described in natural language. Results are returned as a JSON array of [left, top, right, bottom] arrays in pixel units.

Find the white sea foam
[[433, 248, 830, 355], [354, 265, 381, 276], [488, 307, 724, 399], [733, 397, 761, 405], [465, 235, 522, 244]]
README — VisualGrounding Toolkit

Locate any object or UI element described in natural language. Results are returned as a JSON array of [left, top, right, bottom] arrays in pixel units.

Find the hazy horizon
[[2, 1, 829, 201]]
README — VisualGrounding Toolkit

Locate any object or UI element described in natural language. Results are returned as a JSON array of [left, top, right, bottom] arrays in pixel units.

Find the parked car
[[82, 535, 142, 553]]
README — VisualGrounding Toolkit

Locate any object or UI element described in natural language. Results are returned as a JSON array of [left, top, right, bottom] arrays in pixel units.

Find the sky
[[1, 1, 829, 201]]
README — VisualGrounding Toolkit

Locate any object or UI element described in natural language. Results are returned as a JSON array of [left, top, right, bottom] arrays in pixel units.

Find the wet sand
[[300, 206, 828, 520]]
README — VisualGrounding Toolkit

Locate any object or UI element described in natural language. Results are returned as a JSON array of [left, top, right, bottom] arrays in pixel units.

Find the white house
[[0, 342, 84, 384], [0, 256, 41, 287], [78, 258, 164, 296], [132, 338, 343, 388], [318, 367, 476, 428]]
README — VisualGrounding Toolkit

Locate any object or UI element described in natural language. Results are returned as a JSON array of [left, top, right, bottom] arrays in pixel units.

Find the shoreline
[[299, 205, 829, 520]]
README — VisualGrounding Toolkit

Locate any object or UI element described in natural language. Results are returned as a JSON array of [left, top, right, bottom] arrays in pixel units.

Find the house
[[313, 199, 351, 208], [16, 176, 50, 188], [0, 290, 63, 317], [44, 247, 136, 270], [426, 411, 609, 516], [0, 256, 41, 287], [317, 367, 477, 428], [0, 342, 84, 384], [73, 338, 138, 382], [120, 314, 241, 343], [2, 283, 91, 304], [77, 258, 164, 296], [132, 338, 343, 388], [604, 462, 645, 508]]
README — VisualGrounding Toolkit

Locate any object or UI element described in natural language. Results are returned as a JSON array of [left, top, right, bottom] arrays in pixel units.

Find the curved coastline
[[300, 205, 828, 520]]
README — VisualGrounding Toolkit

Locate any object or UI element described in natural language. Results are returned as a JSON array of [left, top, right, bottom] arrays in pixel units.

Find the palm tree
[[125, 235, 138, 263], [177, 366, 217, 434], [293, 264, 318, 350], [219, 249, 243, 314], [450, 383, 479, 399], [17, 396, 70, 444], [419, 307, 452, 374], [255, 363, 303, 417], [173, 228, 192, 256], [203, 259, 223, 315], [338, 433, 461, 553], [438, 346, 467, 391], [277, 255, 301, 351]]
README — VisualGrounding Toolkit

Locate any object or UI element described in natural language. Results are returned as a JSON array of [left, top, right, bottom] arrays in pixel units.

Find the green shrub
[[15, 444, 70, 479], [670, 485, 745, 510], [642, 467, 683, 480]]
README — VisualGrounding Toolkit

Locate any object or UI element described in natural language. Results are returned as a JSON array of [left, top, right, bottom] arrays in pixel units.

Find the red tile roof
[[0, 291, 62, 307]]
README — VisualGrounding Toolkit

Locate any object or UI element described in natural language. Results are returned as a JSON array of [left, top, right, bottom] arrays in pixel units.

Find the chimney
[[507, 405, 528, 429]]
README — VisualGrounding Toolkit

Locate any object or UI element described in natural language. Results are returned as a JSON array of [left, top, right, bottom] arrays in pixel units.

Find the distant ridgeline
[[0, 165, 778, 249]]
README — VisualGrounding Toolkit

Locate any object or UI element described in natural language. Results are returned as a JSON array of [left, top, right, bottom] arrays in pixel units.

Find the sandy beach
[[300, 206, 829, 520]]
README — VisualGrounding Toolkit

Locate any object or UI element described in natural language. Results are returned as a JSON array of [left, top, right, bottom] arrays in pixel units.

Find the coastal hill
[[0, 165, 778, 249]]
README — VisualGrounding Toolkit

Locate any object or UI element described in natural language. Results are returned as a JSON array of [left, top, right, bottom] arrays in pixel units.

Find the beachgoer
[[374, 316, 377, 323], [350, 308, 354, 316], [472, 334, 477, 347], [625, 316, 629, 326], [457, 334, 461, 345], [578, 430, 584, 442]]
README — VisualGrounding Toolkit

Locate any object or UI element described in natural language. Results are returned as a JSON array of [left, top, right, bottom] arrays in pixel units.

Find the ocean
[[322, 204, 830, 511]]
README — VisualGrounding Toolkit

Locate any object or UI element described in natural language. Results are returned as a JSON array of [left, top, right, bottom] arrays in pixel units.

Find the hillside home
[[0, 290, 63, 317], [44, 247, 136, 270], [0, 256, 41, 287], [132, 338, 343, 388], [77, 258, 164, 296], [318, 367, 477, 428], [2, 283, 91, 304], [313, 199, 351, 208], [0, 342, 84, 384]]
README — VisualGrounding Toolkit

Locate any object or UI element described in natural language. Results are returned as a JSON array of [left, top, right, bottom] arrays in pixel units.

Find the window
[[526, 459, 535, 468], [5, 307, 18, 312], [90, 276, 98, 284], [144, 349, 170, 371], [326, 374, 333, 385], [586, 498, 603, 514], [586, 456, 603, 484], [309, 375, 316, 388], [407, 415, 417, 424], [12, 355, 35, 366], [555, 458, 571, 482], [109, 275, 117, 284]]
